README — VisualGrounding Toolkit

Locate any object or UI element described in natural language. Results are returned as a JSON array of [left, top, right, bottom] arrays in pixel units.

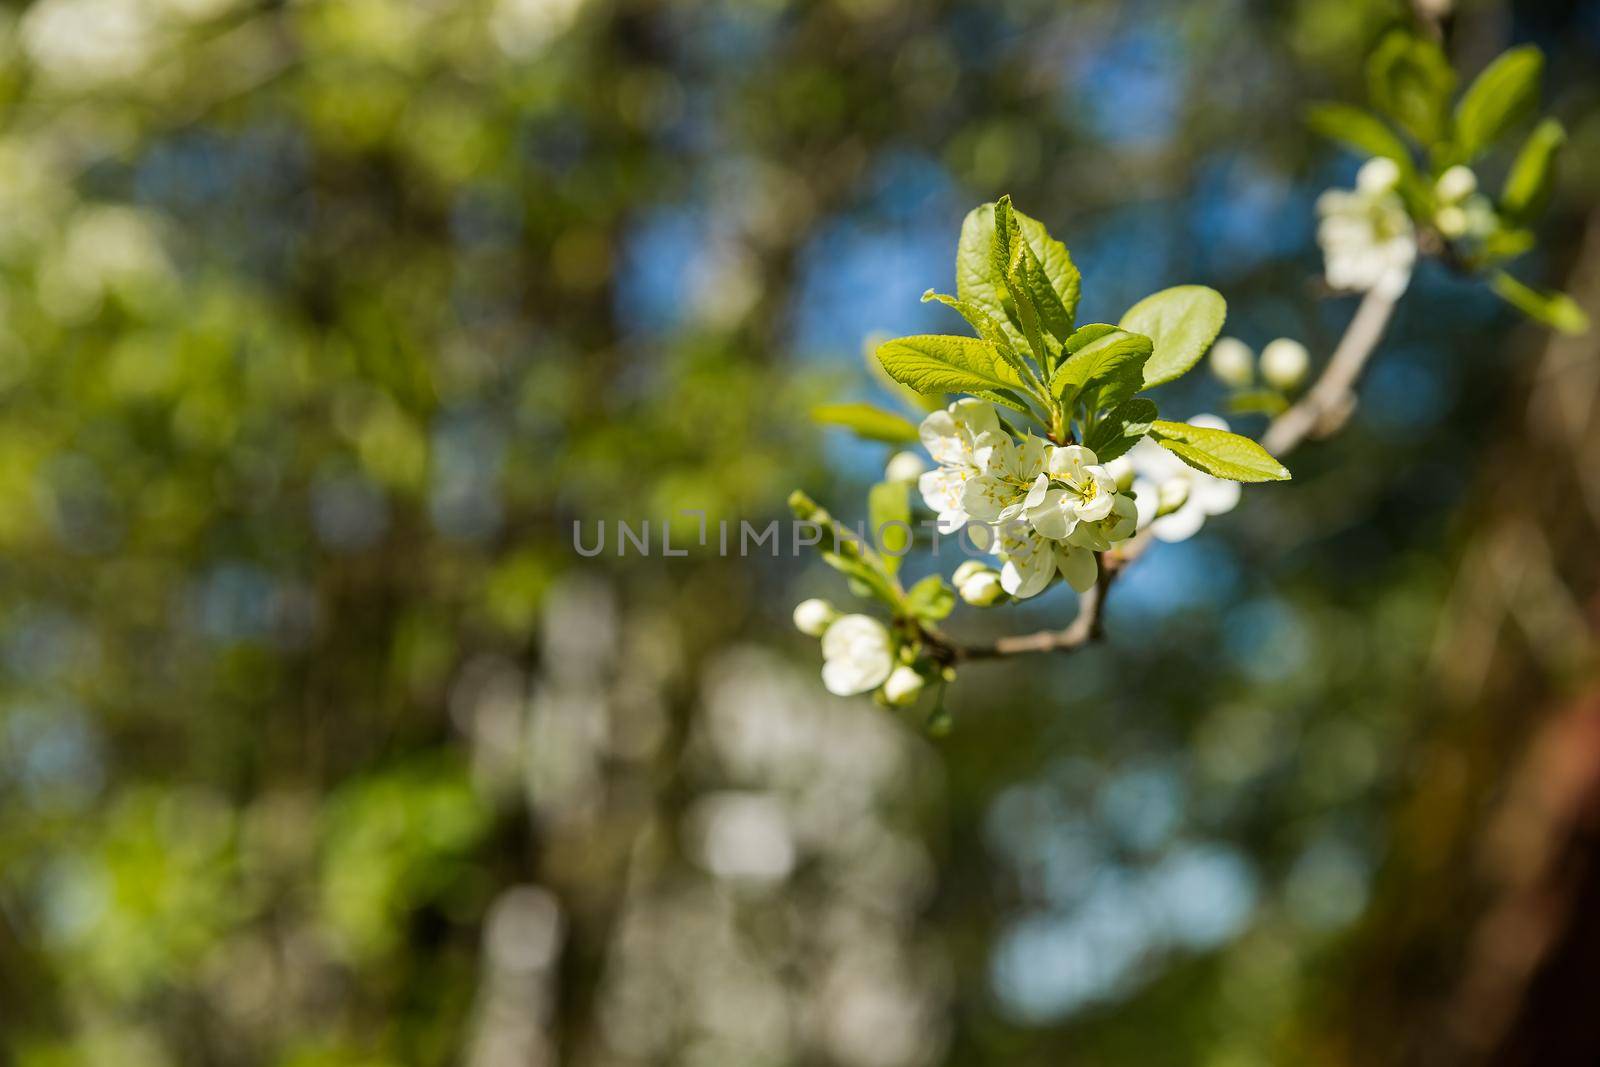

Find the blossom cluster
[[916, 398, 1134, 599]]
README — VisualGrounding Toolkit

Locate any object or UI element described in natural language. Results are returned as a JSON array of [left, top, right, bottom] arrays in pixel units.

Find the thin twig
[[925, 281, 1403, 663]]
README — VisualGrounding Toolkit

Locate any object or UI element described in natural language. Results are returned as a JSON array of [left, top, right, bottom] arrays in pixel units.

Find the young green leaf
[[973, 388, 1039, 419], [1001, 240, 1050, 370], [868, 480, 912, 574], [1366, 29, 1456, 148], [922, 290, 1039, 388], [822, 551, 898, 604], [1051, 328, 1153, 412], [956, 202, 1011, 335], [810, 403, 920, 444], [1083, 398, 1157, 462], [876, 335, 1023, 396], [1009, 239, 1072, 355], [1490, 272, 1590, 335], [1011, 208, 1079, 334], [1148, 420, 1290, 482], [956, 198, 1080, 357], [1120, 285, 1227, 388], [903, 574, 955, 622], [1500, 118, 1565, 225], [1305, 103, 1415, 174], [1454, 45, 1542, 160]]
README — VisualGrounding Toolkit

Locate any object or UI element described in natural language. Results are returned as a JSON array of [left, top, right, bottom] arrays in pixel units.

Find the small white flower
[[917, 399, 1000, 533], [1209, 337, 1255, 388], [1260, 338, 1310, 390], [1065, 492, 1138, 552], [1026, 444, 1118, 540], [958, 568, 1005, 606], [819, 614, 894, 696], [884, 450, 927, 483], [961, 432, 1050, 525], [792, 598, 837, 637], [953, 560, 988, 586], [1128, 414, 1242, 543], [881, 665, 925, 707], [991, 521, 1098, 598], [1356, 157, 1401, 194], [1317, 159, 1416, 299], [1434, 164, 1477, 204]]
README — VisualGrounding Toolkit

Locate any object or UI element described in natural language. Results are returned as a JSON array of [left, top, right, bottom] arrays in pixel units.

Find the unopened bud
[[884, 450, 928, 483], [1356, 157, 1401, 194], [1208, 337, 1254, 388], [1156, 479, 1190, 517], [882, 665, 925, 707], [1105, 456, 1135, 493], [1260, 338, 1309, 391], [1434, 164, 1477, 205], [953, 560, 988, 586], [792, 598, 837, 637], [958, 569, 1005, 607]]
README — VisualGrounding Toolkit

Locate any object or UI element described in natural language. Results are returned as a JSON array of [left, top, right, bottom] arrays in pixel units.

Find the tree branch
[[925, 281, 1403, 663]]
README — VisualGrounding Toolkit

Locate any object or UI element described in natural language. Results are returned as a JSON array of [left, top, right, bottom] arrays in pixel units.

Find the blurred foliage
[[0, 0, 1595, 1065]]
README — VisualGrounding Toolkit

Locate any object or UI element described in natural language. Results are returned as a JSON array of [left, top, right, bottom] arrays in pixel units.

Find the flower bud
[[1156, 479, 1190, 517], [1434, 205, 1467, 238], [952, 560, 988, 586], [1356, 156, 1401, 194], [1434, 164, 1477, 205], [884, 450, 928, 483], [1208, 337, 1254, 388], [1105, 456, 1135, 493], [1260, 338, 1309, 391], [792, 598, 837, 637], [881, 665, 925, 707], [958, 569, 1005, 607]]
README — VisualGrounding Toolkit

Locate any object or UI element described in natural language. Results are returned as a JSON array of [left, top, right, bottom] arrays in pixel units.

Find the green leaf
[[1225, 389, 1289, 418], [1120, 285, 1227, 388], [973, 388, 1038, 419], [1148, 420, 1290, 482], [957, 202, 1010, 333], [1454, 46, 1542, 160], [1051, 327, 1153, 413], [1305, 103, 1415, 174], [921, 290, 1036, 390], [1500, 118, 1565, 224], [1011, 209, 1079, 336], [868, 480, 912, 574], [1083, 398, 1157, 462], [903, 574, 955, 622], [1367, 29, 1456, 147], [956, 198, 1079, 358], [875, 335, 1020, 396], [1490, 272, 1590, 335], [810, 403, 919, 444], [1009, 239, 1071, 358], [822, 551, 897, 604], [1480, 226, 1536, 264]]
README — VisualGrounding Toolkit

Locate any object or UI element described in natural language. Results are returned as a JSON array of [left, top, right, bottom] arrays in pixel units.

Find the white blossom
[[954, 561, 1005, 606], [916, 399, 1000, 533], [884, 450, 927, 483], [961, 432, 1050, 525], [881, 665, 925, 707], [792, 598, 837, 637], [991, 521, 1097, 598], [1260, 338, 1309, 390], [1025, 444, 1119, 540], [819, 615, 894, 696], [1317, 158, 1416, 299], [1129, 415, 1242, 543], [1434, 165, 1477, 204], [1209, 337, 1255, 388]]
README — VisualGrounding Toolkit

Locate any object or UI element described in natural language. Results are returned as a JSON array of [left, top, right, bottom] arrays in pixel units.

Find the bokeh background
[[0, 0, 1598, 1063]]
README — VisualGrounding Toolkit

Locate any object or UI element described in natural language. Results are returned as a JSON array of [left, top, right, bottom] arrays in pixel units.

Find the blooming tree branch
[[790, 25, 1588, 724]]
